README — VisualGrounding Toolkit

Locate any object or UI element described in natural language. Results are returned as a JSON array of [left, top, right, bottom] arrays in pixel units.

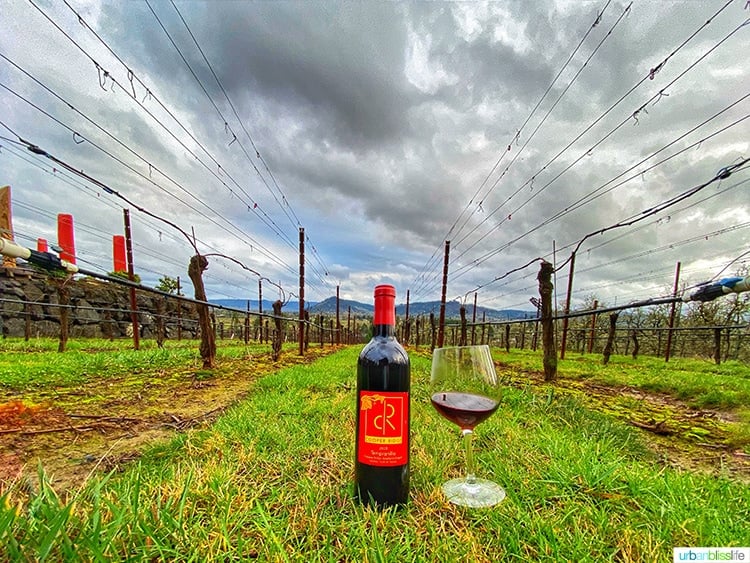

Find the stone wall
[[0, 266, 199, 339]]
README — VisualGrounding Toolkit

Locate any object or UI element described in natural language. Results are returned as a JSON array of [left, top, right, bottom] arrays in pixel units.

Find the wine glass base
[[442, 478, 506, 508]]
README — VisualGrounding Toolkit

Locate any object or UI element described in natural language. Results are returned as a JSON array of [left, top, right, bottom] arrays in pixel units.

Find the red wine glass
[[430, 345, 506, 508]]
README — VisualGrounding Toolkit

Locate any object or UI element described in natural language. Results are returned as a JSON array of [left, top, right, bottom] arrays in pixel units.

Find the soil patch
[[495, 361, 750, 481], [0, 346, 342, 493]]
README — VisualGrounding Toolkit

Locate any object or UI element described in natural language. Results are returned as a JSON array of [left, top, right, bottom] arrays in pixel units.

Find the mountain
[[209, 299, 315, 312], [396, 300, 531, 321], [307, 296, 373, 315], [210, 297, 532, 320]]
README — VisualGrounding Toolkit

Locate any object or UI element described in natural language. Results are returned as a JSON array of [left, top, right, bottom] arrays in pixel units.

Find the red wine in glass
[[431, 392, 499, 431]]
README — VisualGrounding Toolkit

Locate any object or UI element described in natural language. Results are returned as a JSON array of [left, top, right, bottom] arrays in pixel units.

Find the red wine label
[[357, 390, 409, 466]]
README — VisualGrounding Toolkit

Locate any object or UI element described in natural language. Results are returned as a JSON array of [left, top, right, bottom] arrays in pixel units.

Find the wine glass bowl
[[430, 345, 506, 508]]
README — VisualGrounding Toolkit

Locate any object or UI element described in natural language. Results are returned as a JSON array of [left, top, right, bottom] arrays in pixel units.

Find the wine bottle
[[355, 284, 410, 507]]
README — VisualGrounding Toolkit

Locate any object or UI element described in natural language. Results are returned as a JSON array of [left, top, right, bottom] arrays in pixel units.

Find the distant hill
[[210, 297, 532, 320], [307, 297, 373, 315], [396, 300, 530, 321], [210, 299, 313, 312]]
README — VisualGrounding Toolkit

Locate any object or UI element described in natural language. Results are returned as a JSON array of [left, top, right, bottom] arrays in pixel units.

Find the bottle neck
[[372, 285, 396, 338], [373, 324, 395, 337], [373, 295, 395, 327]]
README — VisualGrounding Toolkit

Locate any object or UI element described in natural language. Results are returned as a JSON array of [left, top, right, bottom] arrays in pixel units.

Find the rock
[[3, 318, 26, 337], [1, 297, 24, 314], [25, 283, 47, 303], [75, 299, 101, 324]]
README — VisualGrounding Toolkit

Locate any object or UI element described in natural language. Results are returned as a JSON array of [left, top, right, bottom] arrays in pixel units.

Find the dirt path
[[495, 361, 750, 481], [0, 346, 342, 493]]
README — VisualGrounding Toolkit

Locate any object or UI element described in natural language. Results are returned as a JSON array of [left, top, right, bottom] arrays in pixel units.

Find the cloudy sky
[[1, 0, 748, 311]]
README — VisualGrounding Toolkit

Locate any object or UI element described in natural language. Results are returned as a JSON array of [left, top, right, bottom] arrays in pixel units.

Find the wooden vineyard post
[[560, 251, 575, 359], [665, 261, 681, 362], [24, 301, 31, 341], [713, 328, 722, 365], [188, 254, 215, 369], [538, 261, 557, 381], [724, 327, 732, 364], [245, 300, 250, 344], [123, 210, 140, 350], [272, 299, 283, 361], [304, 310, 310, 350], [336, 285, 340, 346], [631, 330, 640, 359], [437, 240, 450, 348], [404, 289, 411, 345], [258, 279, 263, 318], [481, 311, 486, 345], [531, 297, 541, 351], [299, 227, 305, 356], [319, 314, 324, 348], [176, 276, 182, 341], [459, 304, 467, 346], [587, 300, 598, 354], [602, 312, 619, 365], [155, 297, 166, 348], [347, 306, 351, 345], [471, 292, 477, 345], [57, 283, 70, 353], [430, 312, 436, 351], [505, 324, 510, 353]]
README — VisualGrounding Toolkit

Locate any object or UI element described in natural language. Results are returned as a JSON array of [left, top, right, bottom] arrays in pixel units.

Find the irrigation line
[[444, 317, 749, 332], [463, 296, 750, 327], [579, 325, 748, 333]]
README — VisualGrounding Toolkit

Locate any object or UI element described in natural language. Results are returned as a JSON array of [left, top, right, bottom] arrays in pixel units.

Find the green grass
[[0, 338, 287, 391], [2, 347, 749, 561], [0, 337, 178, 354], [493, 349, 750, 412]]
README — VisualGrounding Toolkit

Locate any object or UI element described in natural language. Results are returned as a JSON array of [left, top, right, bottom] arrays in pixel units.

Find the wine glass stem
[[462, 429, 476, 484]]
